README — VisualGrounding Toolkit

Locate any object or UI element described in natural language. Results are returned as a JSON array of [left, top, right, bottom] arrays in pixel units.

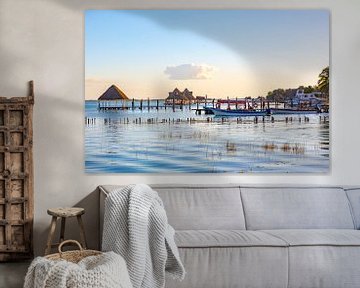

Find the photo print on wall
[[85, 10, 330, 173]]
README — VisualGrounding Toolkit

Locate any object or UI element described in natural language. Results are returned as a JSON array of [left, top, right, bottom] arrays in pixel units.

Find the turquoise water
[[85, 101, 329, 173]]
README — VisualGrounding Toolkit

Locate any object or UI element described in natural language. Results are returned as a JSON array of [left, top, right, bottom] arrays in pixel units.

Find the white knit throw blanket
[[102, 184, 185, 288], [24, 252, 132, 288]]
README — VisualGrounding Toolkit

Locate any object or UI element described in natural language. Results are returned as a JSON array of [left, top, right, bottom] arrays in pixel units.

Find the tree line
[[265, 66, 329, 102]]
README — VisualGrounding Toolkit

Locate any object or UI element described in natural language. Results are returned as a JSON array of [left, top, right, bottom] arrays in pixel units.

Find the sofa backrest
[[154, 185, 246, 230], [100, 185, 358, 232], [240, 186, 355, 230], [345, 188, 360, 229]]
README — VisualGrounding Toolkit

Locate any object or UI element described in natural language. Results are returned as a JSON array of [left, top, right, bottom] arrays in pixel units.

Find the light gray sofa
[[99, 185, 360, 288]]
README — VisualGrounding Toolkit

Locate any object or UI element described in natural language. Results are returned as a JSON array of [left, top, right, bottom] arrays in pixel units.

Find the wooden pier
[[97, 98, 319, 115], [97, 98, 218, 112]]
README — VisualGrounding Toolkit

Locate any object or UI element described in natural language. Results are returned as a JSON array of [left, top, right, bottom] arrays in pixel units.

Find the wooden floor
[[0, 261, 30, 288]]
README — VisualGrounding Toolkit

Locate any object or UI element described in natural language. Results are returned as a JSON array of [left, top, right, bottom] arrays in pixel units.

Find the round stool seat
[[47, 207, 85, 218]]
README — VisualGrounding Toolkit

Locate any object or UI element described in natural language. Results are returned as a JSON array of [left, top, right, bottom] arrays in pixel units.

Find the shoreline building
[[292, 89, 323, 107]]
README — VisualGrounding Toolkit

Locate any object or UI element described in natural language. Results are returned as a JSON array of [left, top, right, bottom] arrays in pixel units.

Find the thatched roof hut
[[166, 88, 194, 101], [183, 88, 195, 100], [98, 85, 129, 101]]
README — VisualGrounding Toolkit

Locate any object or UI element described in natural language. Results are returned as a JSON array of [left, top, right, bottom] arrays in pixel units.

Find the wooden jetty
[[97, 96, 318, 115], [98, 97, 218, 113]]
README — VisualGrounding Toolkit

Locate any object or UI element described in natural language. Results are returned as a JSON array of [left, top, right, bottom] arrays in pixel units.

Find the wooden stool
[[45, 207, 87, 255]]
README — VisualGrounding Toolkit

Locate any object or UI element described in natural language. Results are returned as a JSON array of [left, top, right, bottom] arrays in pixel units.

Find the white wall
[[0, 0, 359, 256]]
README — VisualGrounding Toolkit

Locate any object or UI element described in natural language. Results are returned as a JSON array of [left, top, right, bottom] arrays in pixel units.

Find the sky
[[85, 10, 329, 100]]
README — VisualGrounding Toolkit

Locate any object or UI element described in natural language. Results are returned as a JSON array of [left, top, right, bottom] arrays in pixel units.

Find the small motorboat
[[208, 108, 269, 117]]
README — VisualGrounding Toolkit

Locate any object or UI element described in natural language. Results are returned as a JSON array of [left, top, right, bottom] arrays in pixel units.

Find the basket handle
[[58, 240, 83, 255]]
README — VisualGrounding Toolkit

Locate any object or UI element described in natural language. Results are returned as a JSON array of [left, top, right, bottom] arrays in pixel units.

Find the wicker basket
[[45, 240, 102, 263]]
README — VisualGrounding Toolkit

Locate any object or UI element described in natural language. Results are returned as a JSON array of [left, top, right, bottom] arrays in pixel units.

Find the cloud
[[164, 63, 216, 80]]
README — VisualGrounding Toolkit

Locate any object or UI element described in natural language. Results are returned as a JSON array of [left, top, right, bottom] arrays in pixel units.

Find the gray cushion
[[155, 186, 246, 230], [99, 185, 246, 230], [262, 229, 360, 246], [175, 230, 287, 248], [241, 187, 355, 230], [261, 230, 360, 288], [288, 246, 360, 288], [165, 246, 288, 288], [345, 188, 360, 229]]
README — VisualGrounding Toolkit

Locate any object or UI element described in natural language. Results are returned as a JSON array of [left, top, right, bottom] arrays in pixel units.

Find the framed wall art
[[85, 10, 329, 173]]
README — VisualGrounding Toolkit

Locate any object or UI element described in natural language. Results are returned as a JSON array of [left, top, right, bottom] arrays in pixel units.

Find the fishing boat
[[208, 108, 268, 117], [268, 108, 320, 115]]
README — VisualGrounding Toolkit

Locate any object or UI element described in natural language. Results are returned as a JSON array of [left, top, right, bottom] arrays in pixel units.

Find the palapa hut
[[98, 84, 129, 101], [183, 88, 195, 101], [98, 85, 129, 110], [166, 88, 194, 104]]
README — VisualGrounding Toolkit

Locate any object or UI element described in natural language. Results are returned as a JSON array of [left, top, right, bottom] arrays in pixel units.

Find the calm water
[[85, 101, 329, 173]]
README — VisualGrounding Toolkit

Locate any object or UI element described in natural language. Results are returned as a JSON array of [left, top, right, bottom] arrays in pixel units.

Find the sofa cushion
[[345, 188, 360, 229], [175, 230, 287, 248], [165, 247, 288, 288], [262, 229, 360, 246], [287, 246, 360, 288], [241, 187, 355, 230], [261, 230, 360, 287], [100, 185, 246, 230], [154, 186, 246, 230]]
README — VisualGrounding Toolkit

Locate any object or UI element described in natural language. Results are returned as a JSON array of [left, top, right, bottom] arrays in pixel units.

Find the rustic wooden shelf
[[0, 81, 34, 261]]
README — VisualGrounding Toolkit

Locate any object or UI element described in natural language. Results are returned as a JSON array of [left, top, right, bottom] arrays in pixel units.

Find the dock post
[[156, 99, 159, 110], [172, 96, 175, 112], [180, 100, 183, 111], [140, 99, 143, 110], [132, 98, 135, 110], [236, 97, 238, 110], [197, 99, 199, 110], [148, 98, 150, 111], [227, 97, 230, 110], [212, 99, 215, 108]]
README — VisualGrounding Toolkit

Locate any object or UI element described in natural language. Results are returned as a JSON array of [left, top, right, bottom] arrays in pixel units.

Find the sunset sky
[[85, 10, 329, 100]]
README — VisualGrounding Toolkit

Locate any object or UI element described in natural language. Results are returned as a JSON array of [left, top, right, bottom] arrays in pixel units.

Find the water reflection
[[85, 101, 330, 173]]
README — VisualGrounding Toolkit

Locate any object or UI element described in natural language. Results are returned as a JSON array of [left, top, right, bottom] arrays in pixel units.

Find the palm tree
[[318, 66, 329, 100]]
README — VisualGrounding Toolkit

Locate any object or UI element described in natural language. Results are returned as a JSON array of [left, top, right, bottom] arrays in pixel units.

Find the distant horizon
[[85, 83, 326, 101], [85, 10, 329, 100]]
